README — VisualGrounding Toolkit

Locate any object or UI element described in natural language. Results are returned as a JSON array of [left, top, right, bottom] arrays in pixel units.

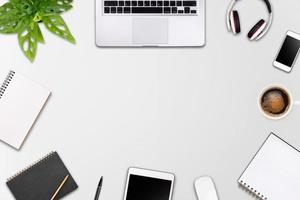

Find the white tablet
[[123, 168, 175, 200]]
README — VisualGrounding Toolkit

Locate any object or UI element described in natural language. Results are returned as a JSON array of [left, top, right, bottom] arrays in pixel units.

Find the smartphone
[[273, 31, 300, 72]]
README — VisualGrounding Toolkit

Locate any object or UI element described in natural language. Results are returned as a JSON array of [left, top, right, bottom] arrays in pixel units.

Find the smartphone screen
[[276, 35, 300, 67]]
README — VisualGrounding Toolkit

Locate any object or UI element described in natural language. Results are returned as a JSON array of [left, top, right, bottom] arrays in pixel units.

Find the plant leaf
[[0, 2, 14, 14], [0, 2, 24, 33], [9, 0, 35, 15], [8, 0, 22, 7], [9, 0, 22, 5], [40, 0, 73, 14], [36, 23, 44, 43], [18, 22, 39, 61], [42, 14, 75, 43]]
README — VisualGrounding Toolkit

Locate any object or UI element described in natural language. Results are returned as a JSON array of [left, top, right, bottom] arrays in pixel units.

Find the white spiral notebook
[[238, 133, 300, 200], [0, 70, 50, 149]]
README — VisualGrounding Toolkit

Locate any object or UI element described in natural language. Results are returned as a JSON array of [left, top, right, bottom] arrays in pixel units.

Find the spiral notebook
[[6, 151, 78, 200], [238, 133, 300, 200], [0, 70, 50, 149]]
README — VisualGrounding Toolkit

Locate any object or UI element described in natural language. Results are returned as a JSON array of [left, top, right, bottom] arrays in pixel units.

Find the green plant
[[0, 0, 75, 61]]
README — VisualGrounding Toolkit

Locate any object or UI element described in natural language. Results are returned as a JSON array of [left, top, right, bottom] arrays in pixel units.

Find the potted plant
[[0, 0, 75, 61]]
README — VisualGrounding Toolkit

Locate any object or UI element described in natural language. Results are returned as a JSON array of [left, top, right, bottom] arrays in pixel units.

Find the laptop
[[95, 0, 205, 46]]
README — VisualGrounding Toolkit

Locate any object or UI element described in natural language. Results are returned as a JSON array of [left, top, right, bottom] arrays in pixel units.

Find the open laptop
[[95, 0, 205, 46]]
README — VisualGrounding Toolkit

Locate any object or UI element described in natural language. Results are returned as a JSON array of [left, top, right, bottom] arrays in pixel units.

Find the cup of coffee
[[258, 85, 299, 119]]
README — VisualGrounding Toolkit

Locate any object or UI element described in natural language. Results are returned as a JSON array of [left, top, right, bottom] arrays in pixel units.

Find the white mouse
[[194, 176, 219, 200]]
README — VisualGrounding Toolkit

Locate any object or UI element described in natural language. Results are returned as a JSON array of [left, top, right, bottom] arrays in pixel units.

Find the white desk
[[1, 0, 300, 199]]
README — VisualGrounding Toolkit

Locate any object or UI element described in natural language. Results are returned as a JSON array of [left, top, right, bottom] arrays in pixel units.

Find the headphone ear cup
[[230, 10, 241, 34], [247, 19, 267, 40]]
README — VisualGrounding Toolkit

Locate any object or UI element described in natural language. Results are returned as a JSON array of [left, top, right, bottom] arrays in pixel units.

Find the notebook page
[[238, 134, 300, 200], [0, 72, 50, 149]]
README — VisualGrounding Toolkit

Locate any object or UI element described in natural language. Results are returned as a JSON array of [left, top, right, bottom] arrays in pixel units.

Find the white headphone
[[226, 0, 273, 41]]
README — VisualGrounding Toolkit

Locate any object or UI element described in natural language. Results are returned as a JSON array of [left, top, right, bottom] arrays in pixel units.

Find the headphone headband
[[262, 0, 272, 13], [227, 0, 272, 15]]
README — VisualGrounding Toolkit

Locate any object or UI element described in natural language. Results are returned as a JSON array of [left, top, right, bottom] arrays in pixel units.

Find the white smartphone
[[273, 31, 300, 72]]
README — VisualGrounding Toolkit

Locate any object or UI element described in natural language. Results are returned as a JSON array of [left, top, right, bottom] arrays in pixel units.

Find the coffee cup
[[258, 85, 300, 120]]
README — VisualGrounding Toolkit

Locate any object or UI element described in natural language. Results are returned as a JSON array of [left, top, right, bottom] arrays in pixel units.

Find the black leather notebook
[[6, 151, 78, 200]]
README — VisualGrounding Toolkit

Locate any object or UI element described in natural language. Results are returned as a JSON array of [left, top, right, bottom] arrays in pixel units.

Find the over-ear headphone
[[226, 0, 273, 41]]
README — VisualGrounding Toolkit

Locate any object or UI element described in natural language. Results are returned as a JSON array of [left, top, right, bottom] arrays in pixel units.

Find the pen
[[94, 176, 103, 200], [50, 175, 69, 200]]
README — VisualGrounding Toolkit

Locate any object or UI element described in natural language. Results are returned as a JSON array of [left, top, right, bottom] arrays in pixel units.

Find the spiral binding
[[239, 180, 268, 200], [7, 151, 56, 182], [0, 71, 15, 100]]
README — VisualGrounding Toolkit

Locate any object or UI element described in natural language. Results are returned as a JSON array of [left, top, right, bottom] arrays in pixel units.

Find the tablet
[[123, 168, 175, 200]]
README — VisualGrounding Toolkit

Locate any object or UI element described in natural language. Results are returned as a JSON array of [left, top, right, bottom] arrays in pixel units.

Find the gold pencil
[[50, 175, 69, 200]]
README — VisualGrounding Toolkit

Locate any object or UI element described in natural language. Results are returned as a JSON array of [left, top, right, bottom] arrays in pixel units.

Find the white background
[[1, 0, 300, 199]]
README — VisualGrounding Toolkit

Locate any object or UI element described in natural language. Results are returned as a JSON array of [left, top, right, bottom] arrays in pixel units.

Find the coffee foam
[[260, 88, 290, 117]]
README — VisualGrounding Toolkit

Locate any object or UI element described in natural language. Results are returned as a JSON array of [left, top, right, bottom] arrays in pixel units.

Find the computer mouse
[[194, 176, 219, 200]]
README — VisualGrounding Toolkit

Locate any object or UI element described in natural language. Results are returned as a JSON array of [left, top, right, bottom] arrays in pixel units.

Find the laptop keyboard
[[103, 0, 197, 15]]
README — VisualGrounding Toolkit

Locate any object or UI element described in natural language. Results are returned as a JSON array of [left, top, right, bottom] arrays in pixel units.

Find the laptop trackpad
[[133, 18, 168, 45]]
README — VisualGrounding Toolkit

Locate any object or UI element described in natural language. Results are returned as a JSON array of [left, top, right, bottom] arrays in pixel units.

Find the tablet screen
[[126, 174, 172, 200]]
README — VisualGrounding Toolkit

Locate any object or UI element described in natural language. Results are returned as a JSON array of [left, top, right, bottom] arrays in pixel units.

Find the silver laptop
[[95, 0, 205, 46]]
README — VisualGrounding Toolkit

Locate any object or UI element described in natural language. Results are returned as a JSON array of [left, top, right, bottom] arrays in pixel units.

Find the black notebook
[[6, 152, 78, 200]]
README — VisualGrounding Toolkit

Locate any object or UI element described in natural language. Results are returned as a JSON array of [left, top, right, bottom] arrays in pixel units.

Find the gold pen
[[50, 175, 69, 200]]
